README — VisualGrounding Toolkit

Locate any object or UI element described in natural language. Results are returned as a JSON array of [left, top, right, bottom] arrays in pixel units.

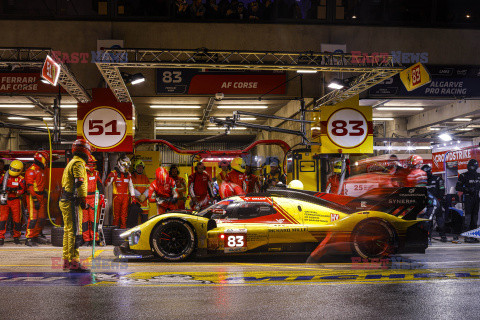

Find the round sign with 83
[[83, 106, 127, 149], [326, 108, 368, 149]]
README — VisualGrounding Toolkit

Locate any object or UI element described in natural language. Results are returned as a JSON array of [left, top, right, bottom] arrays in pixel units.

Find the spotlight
[[122, 72, 146, 85], [439, 133, 452, 141], [328, 79, 345, 90]]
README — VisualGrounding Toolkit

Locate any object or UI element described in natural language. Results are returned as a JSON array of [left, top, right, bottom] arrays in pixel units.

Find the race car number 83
[[327, 108, 368, 148], [225, 235, 246, 247]]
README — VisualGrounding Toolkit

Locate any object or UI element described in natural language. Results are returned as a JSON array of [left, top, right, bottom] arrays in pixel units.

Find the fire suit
[[326, 174, 340, 194], [456, 170, 480, 232], [82, 170, 104, 242], [25, 163, 47, 240], [216, 170, 229, 187], [148, 177, 177, 214], [105, 169, 135, 229], [0, 174, 25, 239], [132, 172, 150, 222], [245, 174, 260, 194], [172, 176, 186, 210], [395, 168, 427, 187], [59, 156, 88, 263], [422, 174, 446, 237], [225, 170, 247, 193], [188, 171, 213, 210]]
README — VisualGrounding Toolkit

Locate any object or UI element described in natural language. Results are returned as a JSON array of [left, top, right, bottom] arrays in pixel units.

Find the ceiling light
[[456, 128, 473, 131], [373, 117, 394, 121], [352, 15, 357, 19], [383, 101, 425, 107], [43, 117, 53, 121], [466, 14, 471, 18], [453, 118, 472, 122], [207, 127, 247, 130], [311, 126, 321, 130], [231, 117, 256, 121], [8, 116, 28, 120], [429, 127, 441, 131], [217, 105, 268, 109], [0, 104, 34, 108], [67, 117, 77, 121], [327, 79, 345, 90], [439, 133, 452, 141], [297, 70, 318, 74], [60, 105, 77, 108], [155, 117, 200, 121], [41, 126, 65, 130], [376, 107, 424, 111], [155, 126, 195, 130], [150, 105, 201, 109]]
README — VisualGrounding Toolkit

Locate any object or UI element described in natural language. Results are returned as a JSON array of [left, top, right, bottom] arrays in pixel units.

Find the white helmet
[[288, 180, 304, 190], [117, 156, 131, 173]]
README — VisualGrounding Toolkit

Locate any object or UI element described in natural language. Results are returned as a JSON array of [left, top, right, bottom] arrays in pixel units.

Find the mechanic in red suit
[[25, 150, 49, 246], [0, 160, 25, 245], [188, 161, 214, 211], [245, 165, 260, 194], [82, 155, 105, 245], [225, 157, 247, 193], [395, 155, 427, 187], [326, 160, 342, 194], [148, 167, 177, 215], [169, 165, 186, 210], [105, 155, 136, 229]]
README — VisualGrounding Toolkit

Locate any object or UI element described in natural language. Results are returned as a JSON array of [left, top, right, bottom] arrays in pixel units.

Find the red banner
[[187, 74, 286, 94], [77, 88, 133, 152], [0, 73, 66, 94], [432, 148, 479, 173]]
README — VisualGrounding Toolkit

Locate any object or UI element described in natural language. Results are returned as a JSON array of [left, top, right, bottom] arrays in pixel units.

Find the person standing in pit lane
[[456, 159, 480, 243], [132, 159, 150, 223], [262, 158, 286, 191], [225, 157, 247, 193], [245, 165, 260, 194], [148, 167, 177, 214], [421, 164, 446, 242], [326, 160, 342, 194], [188, 161, 214, 210], [0, 160, 25, 245], [395, 154, 427, 188], [25, 150, 49, 246], [59, 139, 91, 272], [216, 160, 230, 187], [105, 155, 137, 229], [82, 155, 104, 246], [169, 165, 186, 210]]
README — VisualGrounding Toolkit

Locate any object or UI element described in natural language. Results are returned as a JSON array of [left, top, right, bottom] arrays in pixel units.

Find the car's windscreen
[[198, 200, 238, 219]]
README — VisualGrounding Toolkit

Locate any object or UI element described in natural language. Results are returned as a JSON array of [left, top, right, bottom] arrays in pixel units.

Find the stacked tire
[[51, 226, 64, 247], [112, 228, 127, 246], [102, 226, 115, 245]]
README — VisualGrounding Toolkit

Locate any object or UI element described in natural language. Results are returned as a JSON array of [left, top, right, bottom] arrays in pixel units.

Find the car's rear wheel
[[151, 219, 196, 261], [351, 218, 397, 259]]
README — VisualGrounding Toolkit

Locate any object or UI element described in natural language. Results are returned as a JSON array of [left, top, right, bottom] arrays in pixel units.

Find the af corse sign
[[77, 88, 133, 152]]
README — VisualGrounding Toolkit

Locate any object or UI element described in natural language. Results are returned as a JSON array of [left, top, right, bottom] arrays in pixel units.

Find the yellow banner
[[313, 96, 373, 154]]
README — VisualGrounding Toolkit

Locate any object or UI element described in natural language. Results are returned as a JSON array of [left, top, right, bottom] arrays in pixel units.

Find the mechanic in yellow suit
[[216, 160, 230, 186], [59, 139, 91, 273], [132, 159, 150, 223]]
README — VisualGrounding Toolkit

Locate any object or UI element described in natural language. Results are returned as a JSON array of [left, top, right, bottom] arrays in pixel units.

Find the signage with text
[[41, 55, 61, 86]]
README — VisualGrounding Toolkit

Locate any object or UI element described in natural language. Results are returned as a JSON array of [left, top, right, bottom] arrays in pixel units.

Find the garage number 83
[[327, 108, 368, 148]]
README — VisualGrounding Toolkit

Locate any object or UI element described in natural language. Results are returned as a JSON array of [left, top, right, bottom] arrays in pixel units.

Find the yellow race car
[[115, 187, 429, 261]]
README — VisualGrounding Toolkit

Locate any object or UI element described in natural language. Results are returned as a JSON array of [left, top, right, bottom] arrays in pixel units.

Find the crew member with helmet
[[225, 157, 247, 192], [216, 160, 230, 186], [25, 150, 49, 246], [188, 161, 214, 210], [132, 159, 150, 223], [262, 157, 286, 190], [105, 155, 136, 229], [81, 155, 105, 246], [169, 165, 186, 210], [421, 164, 446, 242], [0, 160, 25, 245], [148, 167, 177, 214], [326, 160, 342, 194], [456, 159, 480, 243], [59, 139, 90, 272], [397, 155, 427, 187]]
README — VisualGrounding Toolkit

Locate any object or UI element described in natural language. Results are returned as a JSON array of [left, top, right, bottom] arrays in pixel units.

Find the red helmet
[[72, 138, 92, 158], [219, 181, 244, 199], [86, 154, 96, 172], [407, 155, 423, 168], [34, 151, 49, 168], [218, 160, 230, 168], [155, 167, 169, 184]]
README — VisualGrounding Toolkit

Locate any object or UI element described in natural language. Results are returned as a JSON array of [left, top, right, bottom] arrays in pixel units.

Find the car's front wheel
[[351, 218, 397, 259], [151, 219, 196, 261]]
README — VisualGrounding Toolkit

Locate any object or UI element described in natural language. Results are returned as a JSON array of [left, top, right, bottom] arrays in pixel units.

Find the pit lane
[[0, 239, 479, 319]]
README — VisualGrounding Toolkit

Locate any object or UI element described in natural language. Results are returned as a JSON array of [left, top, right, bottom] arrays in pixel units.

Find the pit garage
[[1, 10, 480, 318]]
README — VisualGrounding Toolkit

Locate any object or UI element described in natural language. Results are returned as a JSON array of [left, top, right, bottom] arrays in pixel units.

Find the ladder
[[97, 199, 107, 246]]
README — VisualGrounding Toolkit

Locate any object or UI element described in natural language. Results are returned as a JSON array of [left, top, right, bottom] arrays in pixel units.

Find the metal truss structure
[[0, 48, 91, 103], [95, 48, 403, 103]]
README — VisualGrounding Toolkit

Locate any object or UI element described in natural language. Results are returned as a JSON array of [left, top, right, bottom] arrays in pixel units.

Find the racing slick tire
[[102, 226, 114, 245], [112, 228, 127, 247], [150, 219, 196, 261], [351, 218, 397, 259], [51, 227, 64, 247]]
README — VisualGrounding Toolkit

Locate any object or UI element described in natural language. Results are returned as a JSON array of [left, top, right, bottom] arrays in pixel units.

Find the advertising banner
[[369, 65, 480, 98], [314, 96, 373, 154], [156, 69, 286, 95], [0, 72, 66, 94], [77, 88, 133, 152], [432, 148, 479, 173], [41, 55, 61, 86]]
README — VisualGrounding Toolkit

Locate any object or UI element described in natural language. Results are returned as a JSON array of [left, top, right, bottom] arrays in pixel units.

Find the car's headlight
[[120, 227, 140, 239], [129, 230, 141, 246]]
